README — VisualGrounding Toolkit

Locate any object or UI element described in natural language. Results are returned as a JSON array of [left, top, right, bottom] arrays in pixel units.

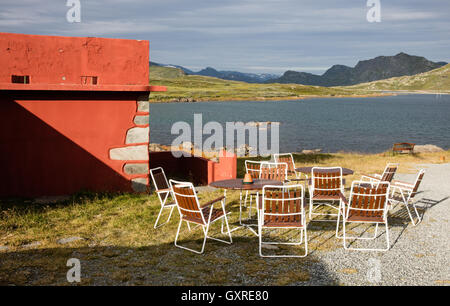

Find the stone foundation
[[109, 94, 150, 192]]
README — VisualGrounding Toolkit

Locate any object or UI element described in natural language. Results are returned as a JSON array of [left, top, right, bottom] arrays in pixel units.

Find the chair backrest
[[410, 169, 426, 199], [260, 162, 288, 181], [169, 180, 205, 225], [245, 160, 263, 179], [311, 167, 343, 196], [347, 181, 390, 220], [261, 184, 305, 226], [273, 153, 296, 175], [380, 163, 399, 182], [150, 167, 169, 191]]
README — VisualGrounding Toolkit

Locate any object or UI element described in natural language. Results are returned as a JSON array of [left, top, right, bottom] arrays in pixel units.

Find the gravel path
[[303, 163, 450, 286]]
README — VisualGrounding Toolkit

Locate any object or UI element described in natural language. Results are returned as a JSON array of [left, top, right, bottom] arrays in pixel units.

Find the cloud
[[0, 0, 448, 73]]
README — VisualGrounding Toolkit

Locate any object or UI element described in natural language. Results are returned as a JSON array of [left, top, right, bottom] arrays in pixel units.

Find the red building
[[0, 32, 165, 197], [0, 32, 236, 197]]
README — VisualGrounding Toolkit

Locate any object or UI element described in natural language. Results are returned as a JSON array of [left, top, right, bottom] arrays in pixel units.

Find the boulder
[[302, 149, 322, 154], [57, 237, 84, 244], [413, 144, 444, 153]]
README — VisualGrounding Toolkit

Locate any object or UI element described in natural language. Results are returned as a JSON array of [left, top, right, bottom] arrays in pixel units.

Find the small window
[[11, 75, 30, 84], [80, 76, 98, 85]]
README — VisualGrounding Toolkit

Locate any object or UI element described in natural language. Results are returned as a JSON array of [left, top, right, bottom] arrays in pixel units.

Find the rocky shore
[[149, 93, 393, 103]]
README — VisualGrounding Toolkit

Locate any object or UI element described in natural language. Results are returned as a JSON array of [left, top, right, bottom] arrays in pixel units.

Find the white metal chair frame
[[339, 181, 391, 252], [243, 160, 264, 212], [361, 163, 399, 184], [169, 179, 232, 254], [259, 161, 288, 180], [308, 167, 345, 238], [239, 161, 289, 224], [273, 153, 305, 181], [388, 169, 425, 226], [258, 184, 307, 257], [150, 167, 176, 229]]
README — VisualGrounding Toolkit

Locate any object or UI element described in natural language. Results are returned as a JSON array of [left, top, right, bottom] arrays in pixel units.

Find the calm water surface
[[149, 94, 450, 153]]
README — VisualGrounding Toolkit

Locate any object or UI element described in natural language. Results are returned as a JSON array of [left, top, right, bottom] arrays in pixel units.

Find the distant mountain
[[150, 61, 194, 74], [149, 61, 278, 83], [268, 53, 447, 87], [345, 63, 450, 92], [195, 67, 279, 83]]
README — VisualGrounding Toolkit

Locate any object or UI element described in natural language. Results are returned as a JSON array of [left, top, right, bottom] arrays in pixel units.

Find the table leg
[[224, 189, 258, 236]]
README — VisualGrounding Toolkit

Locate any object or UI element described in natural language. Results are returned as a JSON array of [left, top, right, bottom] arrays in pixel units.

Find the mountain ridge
[[268, 52, 447, 86], [150, 61, 278, 83]]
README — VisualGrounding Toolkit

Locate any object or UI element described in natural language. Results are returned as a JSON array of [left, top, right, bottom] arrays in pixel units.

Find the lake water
[[149, 94, 450, 153]]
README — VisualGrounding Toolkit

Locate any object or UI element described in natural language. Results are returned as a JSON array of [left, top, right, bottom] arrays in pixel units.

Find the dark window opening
[[81, 76, 98, 85], [11, 75, 30, 84]]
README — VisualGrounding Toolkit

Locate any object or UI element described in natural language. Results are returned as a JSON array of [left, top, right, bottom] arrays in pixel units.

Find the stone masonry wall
[[109, 95, 150, 192]]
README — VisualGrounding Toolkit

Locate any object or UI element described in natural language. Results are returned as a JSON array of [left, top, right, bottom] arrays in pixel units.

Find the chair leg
[[404, 201, 421, 226], [335, 202, 344, 238], [174, 219, 208, 254], [154, 192, 175, 229], [166, 206, 175, 222], [221, 213, 233, 244], [343, 221, 389, 252], [153, 205, 166, 229], [239, 191, 243, 224], [248, 194, 253, 218], [259, 227, 308, 258], [384, 221, 390, 250]]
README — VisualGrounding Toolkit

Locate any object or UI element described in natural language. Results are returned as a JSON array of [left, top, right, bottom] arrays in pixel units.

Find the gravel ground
[[302, 163, 450, 286]]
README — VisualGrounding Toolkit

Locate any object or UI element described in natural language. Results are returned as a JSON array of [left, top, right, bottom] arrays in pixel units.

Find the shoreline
[[149, 92, 395, 103]]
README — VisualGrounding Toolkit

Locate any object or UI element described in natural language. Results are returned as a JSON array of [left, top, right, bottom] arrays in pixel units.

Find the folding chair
[[243, 160, 263, 211], [388, 169, 426, 226], [169, 179, 232, 254], [308, 167, 345, 237], [239, 161, 288, 223], [361, 163, 399, 184], [273, 153, 306, 183], [258, 184, 307, 257], [339, 181, 391, 251], [150, 167, 176, 228], [259, 162, 288, 182]]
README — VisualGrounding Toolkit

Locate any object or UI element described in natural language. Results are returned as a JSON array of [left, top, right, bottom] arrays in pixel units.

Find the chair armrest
[[391, 180, 414, 189], [156, 188, 171, 194], [288, 178, 307, 182], [201, 196, 226, 208], [361, 174, 381, 182], [338, 192, 348, 206]]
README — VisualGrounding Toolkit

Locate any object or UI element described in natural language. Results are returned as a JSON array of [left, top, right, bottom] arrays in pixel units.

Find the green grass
[[149, 66, 377, 102], [149, 64, 450, 102]]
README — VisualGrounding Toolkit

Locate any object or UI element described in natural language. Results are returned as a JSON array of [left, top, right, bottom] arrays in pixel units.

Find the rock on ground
[[57, 237, 84, 245], [414, 144, 444, 153]]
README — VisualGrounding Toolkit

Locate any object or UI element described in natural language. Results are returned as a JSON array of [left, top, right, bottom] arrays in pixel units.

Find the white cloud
[[0, 0, 448, 73]]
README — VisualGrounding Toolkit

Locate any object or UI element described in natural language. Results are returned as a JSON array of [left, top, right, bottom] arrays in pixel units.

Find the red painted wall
[[0, 91, 145, 197], [0, 33, 148, 86], [149, 151, 237, 186], [0, 33, 158, 197]]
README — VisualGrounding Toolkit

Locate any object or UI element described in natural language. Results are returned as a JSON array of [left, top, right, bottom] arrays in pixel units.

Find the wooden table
[[210, 178, 283, 235]]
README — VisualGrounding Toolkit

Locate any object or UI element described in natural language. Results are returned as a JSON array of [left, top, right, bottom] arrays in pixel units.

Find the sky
[[1, 0, 449, 75]]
